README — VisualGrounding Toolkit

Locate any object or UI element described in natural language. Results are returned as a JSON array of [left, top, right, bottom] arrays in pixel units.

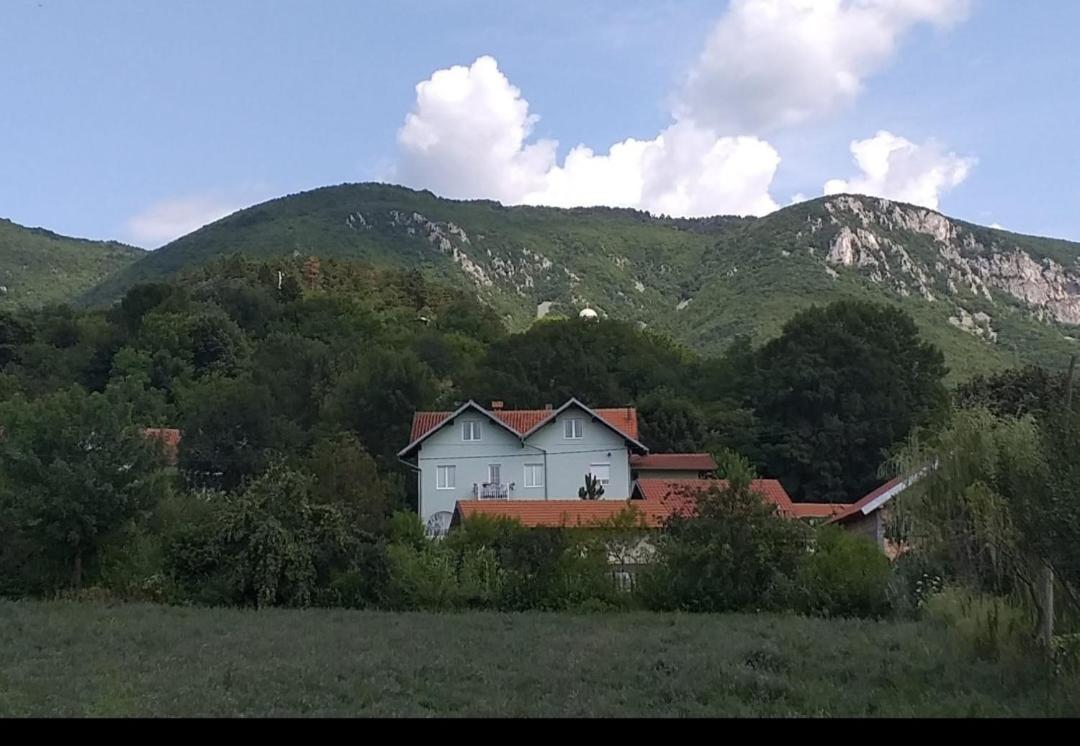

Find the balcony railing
[[473, 482, 511, 500]]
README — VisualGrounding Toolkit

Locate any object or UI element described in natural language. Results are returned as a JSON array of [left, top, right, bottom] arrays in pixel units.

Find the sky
[[1, 0, 1078, 248]]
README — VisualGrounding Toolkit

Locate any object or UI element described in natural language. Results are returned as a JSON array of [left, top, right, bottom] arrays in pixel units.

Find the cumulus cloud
[[397, 56, 780, 217], [823, 130, 975, 209], [125, 192, 259, 248], [676, 0, 970, 133]]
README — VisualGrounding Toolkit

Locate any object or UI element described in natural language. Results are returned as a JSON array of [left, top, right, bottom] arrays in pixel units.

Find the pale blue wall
[[415, 404, 633, 523]]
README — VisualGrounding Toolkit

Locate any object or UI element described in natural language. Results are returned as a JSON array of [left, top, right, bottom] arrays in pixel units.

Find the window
[[589, 463, 610, 485], [524, 463, 544, 488], [436, 465, 456, 490], [488, 464, 501, 485], [564, 418, 584, 439], [462, 421, 482, 441]]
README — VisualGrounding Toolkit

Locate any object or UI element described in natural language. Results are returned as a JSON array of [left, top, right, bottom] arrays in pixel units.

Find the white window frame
[[564, 417, 584, 439], [589, 463, 611, 486], [487, 463, 501, 485], [462, 420, 482, 441], [436, 465, 456, 490], [524, 463, 544, 488]]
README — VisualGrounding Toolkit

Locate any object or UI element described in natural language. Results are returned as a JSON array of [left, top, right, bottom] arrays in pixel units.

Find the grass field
[[1, 600, 1077, 717]]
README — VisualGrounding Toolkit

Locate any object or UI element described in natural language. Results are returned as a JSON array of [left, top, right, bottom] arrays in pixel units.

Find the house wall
[[416, 405, 633, 524], [418, 414, 529, 524], [844, 510, 884, 549], [525, 407, 632, 500], [632, 468, 702, 481]]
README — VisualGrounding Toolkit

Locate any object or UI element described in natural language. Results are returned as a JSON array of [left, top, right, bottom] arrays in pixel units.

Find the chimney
[[544, 403, 553, 411], [491, 401, 504, 410]]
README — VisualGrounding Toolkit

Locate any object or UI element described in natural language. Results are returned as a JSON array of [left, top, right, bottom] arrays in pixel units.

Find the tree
[[465, 318, 694, 407], [323, 349, 438, 466], [578, 473, 606, 500], [889, 408, 1080, 637], [0, 387, 169, 590], [642, 457, 810, 612], [215, 463, 355, 608], [752, 300, 948, 502], [955, 365, 1077, 418], [307, 433, 397, 534], [177, 375, 276, 490], [637, 388, 708, 452]]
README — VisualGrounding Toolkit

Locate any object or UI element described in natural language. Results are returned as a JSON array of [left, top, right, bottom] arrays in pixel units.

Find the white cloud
[[676, 0, 970, 133], [823, 130, 975, 209], [397, 56, 780, 217], [125, 192, 255, 248]]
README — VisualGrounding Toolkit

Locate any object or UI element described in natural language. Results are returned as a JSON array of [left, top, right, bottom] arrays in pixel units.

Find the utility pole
[[1040, 355, 1076, 646]]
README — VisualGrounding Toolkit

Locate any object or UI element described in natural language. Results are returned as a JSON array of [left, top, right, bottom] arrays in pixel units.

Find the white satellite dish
[[425, 511, 453, 539], [579, 308, 599, 320]]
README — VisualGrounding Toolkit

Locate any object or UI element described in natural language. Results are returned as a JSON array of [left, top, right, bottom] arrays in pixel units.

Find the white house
[[398, 398, 649, 535]]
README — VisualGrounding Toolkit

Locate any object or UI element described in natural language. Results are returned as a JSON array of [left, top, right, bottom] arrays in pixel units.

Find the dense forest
[[1, 255, 1078, 628]]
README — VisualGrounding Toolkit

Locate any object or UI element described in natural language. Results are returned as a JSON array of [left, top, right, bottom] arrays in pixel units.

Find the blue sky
[[1, 0, 1078, 247]]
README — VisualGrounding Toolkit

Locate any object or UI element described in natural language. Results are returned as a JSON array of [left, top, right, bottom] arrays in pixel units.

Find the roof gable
[[519, 398, 647, 453], [397, 400, 522, 458], [403, 399, 645, 456], [825, 471, 926, 525]]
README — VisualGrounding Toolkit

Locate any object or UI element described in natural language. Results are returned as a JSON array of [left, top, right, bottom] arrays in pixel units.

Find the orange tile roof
[[825, 476, 906, 525], [455, 500, 657, 528], [788, 503, 847, 520], [633, 478, 796, 515], [408, 405, 639, 442], [456, 477, 801, 529], [630, 453, 717, 472]]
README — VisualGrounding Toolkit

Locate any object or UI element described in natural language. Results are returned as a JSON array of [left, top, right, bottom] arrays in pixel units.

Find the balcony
[[473, 482, 512, 500]]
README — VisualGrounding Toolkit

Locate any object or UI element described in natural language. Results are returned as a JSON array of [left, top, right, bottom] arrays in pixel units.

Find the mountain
[[80, 183, 1080, 379], [0, 218, 144, 310]]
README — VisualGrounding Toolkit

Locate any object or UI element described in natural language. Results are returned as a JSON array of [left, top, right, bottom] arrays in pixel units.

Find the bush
[[786, 526, 892, 618], [385, 541, 500, 611], [642, 477, 811, 612], [922, 587, 1031, 662]]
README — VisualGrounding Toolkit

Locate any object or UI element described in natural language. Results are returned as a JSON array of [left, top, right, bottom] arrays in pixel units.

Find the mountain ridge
[[64, 183, 1080, 378], [0, 217, 144, 310]]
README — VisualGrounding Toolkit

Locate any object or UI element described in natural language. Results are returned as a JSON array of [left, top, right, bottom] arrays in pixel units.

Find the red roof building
[[142, 428, 181, 466]]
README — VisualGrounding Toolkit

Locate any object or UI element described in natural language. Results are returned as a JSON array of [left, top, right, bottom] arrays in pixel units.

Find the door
[[488, 464, 501, 485]]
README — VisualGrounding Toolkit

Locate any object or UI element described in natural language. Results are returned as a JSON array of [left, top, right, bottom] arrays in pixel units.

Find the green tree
[[642, 458, 810, 612], [307, 432, 397, 533], [215, 463, 355, 608], [323, 349, 438, 466], [752, 300, 948, 502], [637, 388, 708, 452], [890, 407, 1080, 636], [578, 473, 606, 500], [0, 386, 169, 591], [177, 375, 276, 490]]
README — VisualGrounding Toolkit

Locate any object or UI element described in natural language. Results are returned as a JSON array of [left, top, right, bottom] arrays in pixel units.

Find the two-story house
[[398, 398, 648, 535]]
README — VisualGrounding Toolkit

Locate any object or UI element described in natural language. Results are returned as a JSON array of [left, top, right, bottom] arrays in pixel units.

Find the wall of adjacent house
[[418, 413, 529, 524], [843, 510, 884, 549], [416, 405, 634, 524], [525, 406, 632, 500], [632, 468, 701, 481]]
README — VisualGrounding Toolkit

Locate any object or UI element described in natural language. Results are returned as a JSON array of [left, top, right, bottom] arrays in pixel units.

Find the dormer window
[[462, 421, 482, 441], [564, 418, 584, 439]]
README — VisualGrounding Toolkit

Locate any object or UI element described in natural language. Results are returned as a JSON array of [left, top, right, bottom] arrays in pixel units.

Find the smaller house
[[630, 453, 717, 481], [142, 428, 181, 467], [825, 475, 921, 559]]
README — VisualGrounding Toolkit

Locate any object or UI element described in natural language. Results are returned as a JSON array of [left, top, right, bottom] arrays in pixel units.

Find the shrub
[[642, 476, 811, 612], [922, 587, 1031, 662], [788, 526, 892, 618]]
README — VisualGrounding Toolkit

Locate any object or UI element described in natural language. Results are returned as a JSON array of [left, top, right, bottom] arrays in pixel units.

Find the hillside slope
[[0, 218, 143, 310], [82, 184, 1080, 378]]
